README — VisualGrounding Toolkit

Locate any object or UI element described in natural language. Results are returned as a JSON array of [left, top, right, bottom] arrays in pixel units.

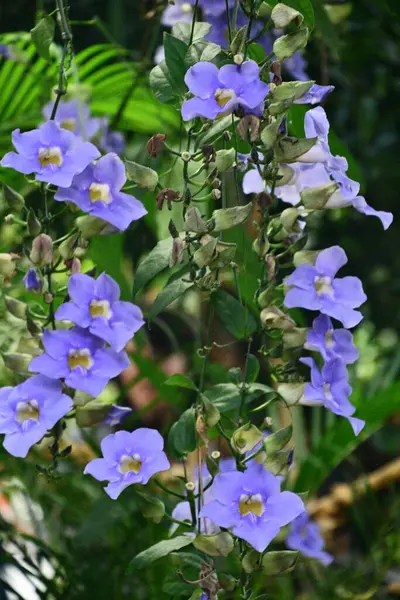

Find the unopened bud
[[27, 210, 42, 236], [76, 215, 116, 238], [211, 450, 220, 460], [264, 416, 273, 427], [212, 188, 222, 201], [252, 237, 270, 258], [293, 249, 320, 267], [70, 257, 81, 274], [3, 352, 32, 373], [2, 184, 25, 212], [280, 207, 301, 232], [4, 214, 14, 225], [0, 253, 17, 278], [146, 133, 167, 158], [43, 292, 54, 304], [168, 218, 179, 239], [27, 316, 42, 338], [233, 53, 244, 65], [276, 382, 305, 406], [59, 232, 80, 259], [212, 178, 221, 189], [5, 296, 27, 319], [202, 144, 216, 163], [265, 255, 276, 281], [169, 237, 185, 267], [185, 482, 195, 493], [283, 327, 307, 349], [260, 305, 295, 330], [270, 61, 282, 85], [181, 151, 191, 162], [223, 131, 232, 142], [30, 234, 53, 266]]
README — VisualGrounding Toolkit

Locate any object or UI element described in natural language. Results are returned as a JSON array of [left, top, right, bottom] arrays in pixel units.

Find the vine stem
[[188, 0, 200, 46], [243, 0, 256, 59]]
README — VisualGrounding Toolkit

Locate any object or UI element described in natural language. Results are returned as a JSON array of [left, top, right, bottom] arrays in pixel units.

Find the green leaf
[[125, 160, 158, 190], [168, 407, 197, 457], [247, 43, 267, 64], [128, 536, 193, 571], [193, 532, 234, 557], [163, 33, 188, 93], [230, 25, 248, 55], [148, 276, 195, 321], [185, 40, 221, 67], [172, 22, 211, 43], [30, 16, 54, 61], [294, 383, 400, 494], [89, 233, 130, 301], [133, 237, 174, 296], [211, 290, 257, 340], [261, 551, 298, 575], [149, 60, 178, 103], [164, 374, 198, 391], [211, 202, 253, 233], [2, 184, 24, 211], [271, 3, 304, 28], [246, 355, 260, 383], [231, 423, 263, 454], [212, 148, 236, 173], [242, 550, 261, 574], [196, 115, 237, 147], [260, 118, 283, 150], [203, 383, 241, 413]]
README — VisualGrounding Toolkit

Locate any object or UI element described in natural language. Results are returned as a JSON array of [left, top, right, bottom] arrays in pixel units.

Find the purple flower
[[300, 357, 365, 435], [42, 99, 102, 140], [199, 467, 304, 552], [1, 121, 100, 187], [23, 268, 42, 293], [161, 0, 194, 26], [283, 51, 308, 81], [84, 428, 170, 499], [305, 314, 359, 364], [286, 511, 333, 566], [284, 246, 367, 328], [54, 153, 146, 231], [104, 404, 132, 426], [0, 375, 72, 458], [295, 84, 335, 106], [29, 327, 129, 397], [99, 128, 125, 155], [55, 272, 144, 352], [0, 44, 14, 60], [200, 0, 232, 18], [181, 61, 269, 121]]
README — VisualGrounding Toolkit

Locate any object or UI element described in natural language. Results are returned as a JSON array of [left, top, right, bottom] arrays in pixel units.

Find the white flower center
[[119, 453, 142, 474], [314, 276, 333, 296], [68, 348, 93, 371], [16, 400, 40, 423], [181, 2, 193, 13], [89, 182, 111, 204], [323, 383, 333, 402], [89, 299, 111, 319], [324, 328, 335, 349], [38, 146, 63, 167], [239, 493, 265, 517], [60, 117, 77, 131], [214, 88, 236, 108]]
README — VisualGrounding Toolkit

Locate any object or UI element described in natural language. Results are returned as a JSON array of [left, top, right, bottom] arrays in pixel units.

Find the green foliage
[[211, 289, 257, 340], [129, 535, 193, 571], [168, 407, 197, 457]]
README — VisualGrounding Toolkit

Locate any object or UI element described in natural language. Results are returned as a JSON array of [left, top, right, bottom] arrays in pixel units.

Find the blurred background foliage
[[0, 0, 399, 598]]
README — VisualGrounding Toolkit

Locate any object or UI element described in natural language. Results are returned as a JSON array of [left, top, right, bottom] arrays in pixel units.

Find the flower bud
[[4, 214, 14, 225], [260, 305, 295, 330], [271, 3, 304, 28], [252, 237, 270, 258], [276, 382, 305, 406], [257, 287, 275, 309], [280, 207, 301, 232], [5, 296, 27, 320], [27, 210, 42, 236], [2, 184, 25, 212], [265, 255, 276, 281], [212, 188, 222, 201], [58, 232, 81, 259], [27, 316, 42, 338], [30, 234, 53, 266], [0, 253, 17, 279], [212, 178, 221, 189], [264, 416, 273, 426], [231, 423, 263, 454], [283, 327, 307, 349], [43, 292, 54, 304], [70, 257, 81, 274], [76, 215, 117, 238], [270, 61, 282, 85], [3, 352, 32, 374], [146, 133, 167, 158], [181, 151, 191, 162], [223, 131, 232, 142], [211, 450, 220, 460], [233, 53, 244, 65], [169, 237, 185, 267]]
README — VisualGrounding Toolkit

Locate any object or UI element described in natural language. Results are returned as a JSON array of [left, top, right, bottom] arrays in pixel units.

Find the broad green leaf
[[211, 148, 236, 173], [133, 237, 174, 296], [163, 33, 188, 93], [275, 135, 317, 163], [149, 60, 178, 103], [164, 374, 198, 391], [196, 115, 237, 147], [294, 382, 400, 493], [203, 383, 241, 413], [172, 22, 211, 43], [30, 16, 55, 61], [263, 424, 293, 453], [135, 491, 165, 523], [273, 27, 309, 62], [211, 290, 257, 340], [245, 354, 260, 383], [201, 394, 221, 427], [148, 276, 195, 321], [128, 536, 193, 571], [168, 407, 197, 457]]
